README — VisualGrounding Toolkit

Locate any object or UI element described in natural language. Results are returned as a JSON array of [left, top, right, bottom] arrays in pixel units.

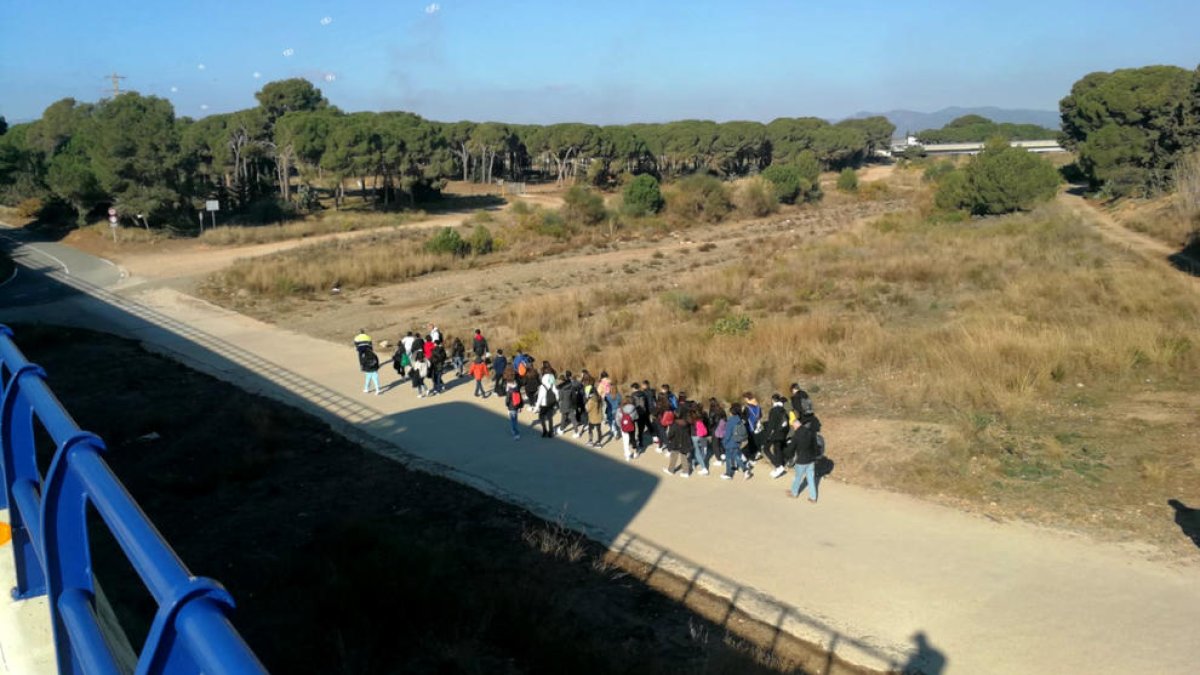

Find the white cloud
[[425, 3, 440, 14], [282, 48, 295, 57], [320, 16, 333, 26]]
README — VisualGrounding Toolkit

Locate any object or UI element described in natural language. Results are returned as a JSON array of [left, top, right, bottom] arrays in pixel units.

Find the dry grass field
[[201, 167, 1200, 554]]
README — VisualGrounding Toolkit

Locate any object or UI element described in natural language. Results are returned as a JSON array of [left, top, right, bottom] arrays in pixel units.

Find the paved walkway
[[6, 255, 1200, 674]]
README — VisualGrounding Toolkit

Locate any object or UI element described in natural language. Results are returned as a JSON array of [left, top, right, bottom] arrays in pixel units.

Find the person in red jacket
[[469, 357, 490, 398]]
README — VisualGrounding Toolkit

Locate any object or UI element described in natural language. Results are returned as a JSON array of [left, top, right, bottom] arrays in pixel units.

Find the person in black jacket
[[662, 415, 692, 477], [763, 394, 792, 479], [429, 341, 448, 395], [786, 419, 821, 502], [790, 383, 816, 424], [556, 372, 578, 435], [451, 338, 466, 377]]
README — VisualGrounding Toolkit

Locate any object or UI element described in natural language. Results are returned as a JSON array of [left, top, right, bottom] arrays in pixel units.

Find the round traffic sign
[[108, 215, 118, 225], [108, 207, 117, 216]]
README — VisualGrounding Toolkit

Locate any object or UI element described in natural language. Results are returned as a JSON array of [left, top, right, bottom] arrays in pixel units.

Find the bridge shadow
[[4, 263, 921, 673]]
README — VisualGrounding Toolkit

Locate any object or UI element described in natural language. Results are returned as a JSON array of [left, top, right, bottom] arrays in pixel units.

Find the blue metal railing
[[0, 325, 267, 675]]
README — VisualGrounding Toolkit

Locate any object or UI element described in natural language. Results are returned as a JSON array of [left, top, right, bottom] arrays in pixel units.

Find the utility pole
[[105, 72, 126, 97]]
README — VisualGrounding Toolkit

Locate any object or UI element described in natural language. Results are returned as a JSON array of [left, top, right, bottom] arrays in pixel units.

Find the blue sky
[[1, 0, 1197, 124]]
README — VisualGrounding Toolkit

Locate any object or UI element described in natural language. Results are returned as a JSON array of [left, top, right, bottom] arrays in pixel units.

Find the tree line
[[0, 78, 894, 228], [915, 114, 1057, 144]]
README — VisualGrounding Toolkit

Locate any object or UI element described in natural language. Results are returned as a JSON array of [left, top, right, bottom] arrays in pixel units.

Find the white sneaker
[[679, 472, 690, 479], [744, 471, 753, 480], [573, 432, 582, 439], [699, 469, 709, 476], [662, 468, 674, 475], [625, 454, 632, 462], [720, 474, 732, 481], [770, 466, 786, 479], [363, 388, 369, 393]]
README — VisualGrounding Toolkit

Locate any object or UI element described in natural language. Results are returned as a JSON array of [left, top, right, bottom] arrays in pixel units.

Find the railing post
[[42, 431, 105, 675], [1, 362, 49, 599]]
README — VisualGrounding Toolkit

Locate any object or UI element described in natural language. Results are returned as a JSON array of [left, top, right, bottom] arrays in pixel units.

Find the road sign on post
[[108, 215, 119, 242], [205, 200, 219, 230]]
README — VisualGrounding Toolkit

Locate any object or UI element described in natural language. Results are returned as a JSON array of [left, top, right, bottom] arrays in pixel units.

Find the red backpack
[[620, 411, 635, 433], [509, 389, 523, 409]]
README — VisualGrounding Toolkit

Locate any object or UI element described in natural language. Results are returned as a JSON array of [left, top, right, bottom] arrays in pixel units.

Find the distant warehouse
[[885, 136, 1065, 157]]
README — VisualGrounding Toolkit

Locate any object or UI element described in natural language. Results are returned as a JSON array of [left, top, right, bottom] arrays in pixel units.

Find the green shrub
[[467, 224, 494, 255], [238, 198, 300, 225], [561, 185, 606, 227], [923, 160, 957, 183], [837, 168, 859, 193], [533, 211, 570, 239], [622, 174, 664, 216], [712, 314, 753, 336], [762, 152, 822, 204], [935, 140, 1061, 215], [666, 174, 732, 224], [735, 177, 778, 217], [424, 227, 468, 256]]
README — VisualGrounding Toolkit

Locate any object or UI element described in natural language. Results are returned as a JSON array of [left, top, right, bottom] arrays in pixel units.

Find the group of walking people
[[354, 326, 825, 502]]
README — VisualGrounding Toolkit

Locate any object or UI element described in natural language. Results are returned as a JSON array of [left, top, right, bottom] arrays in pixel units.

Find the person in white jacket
[[535, 373, 558, 438]]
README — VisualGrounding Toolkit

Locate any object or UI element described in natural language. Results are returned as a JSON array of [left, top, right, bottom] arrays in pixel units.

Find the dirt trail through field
[[1059, 190, 1200, 281]]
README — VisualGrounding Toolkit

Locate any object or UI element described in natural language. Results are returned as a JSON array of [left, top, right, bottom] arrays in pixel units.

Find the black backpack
[[358, 348, 379, 371], [543, 385, 558, 409]]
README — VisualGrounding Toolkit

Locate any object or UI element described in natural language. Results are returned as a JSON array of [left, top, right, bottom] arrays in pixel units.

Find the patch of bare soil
[[19, 325, 877, 675], [224, 198, 909, 345]]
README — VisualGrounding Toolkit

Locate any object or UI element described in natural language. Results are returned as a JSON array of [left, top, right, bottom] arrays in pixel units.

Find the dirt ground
[[18, 325, 878, 675]]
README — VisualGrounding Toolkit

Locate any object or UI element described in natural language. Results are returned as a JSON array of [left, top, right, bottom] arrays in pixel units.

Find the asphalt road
[[0, 225, 124, 307]]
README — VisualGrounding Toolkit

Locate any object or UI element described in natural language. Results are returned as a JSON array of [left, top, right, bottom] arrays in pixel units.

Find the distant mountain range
[[843, 107, 1061, 138]]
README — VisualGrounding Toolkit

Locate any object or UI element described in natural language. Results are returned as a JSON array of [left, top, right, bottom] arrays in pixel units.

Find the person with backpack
[[786, 418, 820, 502], [504, 381, 523, 440], [429, 341, 448, 395], [585, 388, 605, 447], [660, 384, 678, 411], [618, 400, 638, 461], [450, 337, 466, 377], [401, 331, 416, 357], [662, 413, 692, 477], [721, 402, 753, 480], [392, 344, 408, 380], [491, 349, 508, 396], [790, 382, 815, 422], [355, 332, 381, 395], [535, 373, 559, 438], [469, 356, 490, 398], [409, 350, 430, 397], [763, 394, 792, 479], [472, 329, 489, 359], [428, 323, 442, 344]]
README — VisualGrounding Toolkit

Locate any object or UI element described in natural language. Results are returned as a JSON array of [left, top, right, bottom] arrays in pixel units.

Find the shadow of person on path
[[1168, 499, 1200, 549], [900, 631, 947, 675]]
